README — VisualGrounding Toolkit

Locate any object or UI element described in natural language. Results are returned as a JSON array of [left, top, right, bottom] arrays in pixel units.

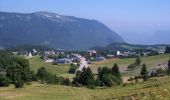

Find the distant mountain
[[91, 42, 166, 52], [150, 30, 170, 44], [122, 30, 170, 45], [0, 11, 124, 50]]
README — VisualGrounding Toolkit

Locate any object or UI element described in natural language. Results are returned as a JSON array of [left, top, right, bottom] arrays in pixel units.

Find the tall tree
[[165, 46, 170, 53], [36, 67, 48, 83], [135, 56, 141, 66], [167, 59, 170, 75], [141, 64, 148, 81], [112, 63, 121, 79]]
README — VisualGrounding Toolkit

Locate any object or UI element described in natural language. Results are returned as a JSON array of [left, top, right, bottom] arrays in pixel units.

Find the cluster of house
[[116, 51, 152, 57], [54, 53, 84, 65], [19, 49, 38, 58], [19, 48, 160, 63], [42, 50, 86, 65]]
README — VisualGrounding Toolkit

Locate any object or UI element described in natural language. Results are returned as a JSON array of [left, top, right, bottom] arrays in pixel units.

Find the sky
[[0, 0, 170, 44]]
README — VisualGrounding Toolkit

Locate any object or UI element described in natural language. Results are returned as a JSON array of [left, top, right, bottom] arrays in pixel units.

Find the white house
[[117, 51, 121, 56]]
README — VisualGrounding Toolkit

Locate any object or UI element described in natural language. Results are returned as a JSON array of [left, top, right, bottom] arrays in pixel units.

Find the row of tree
[[72, 63, 122, 88]]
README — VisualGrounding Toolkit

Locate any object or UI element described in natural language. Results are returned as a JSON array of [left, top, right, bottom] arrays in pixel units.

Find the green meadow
[[1, 76, 170, 100], [1, 54, 169, 100]]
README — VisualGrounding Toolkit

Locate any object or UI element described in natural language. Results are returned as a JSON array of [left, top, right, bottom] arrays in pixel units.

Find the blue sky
[[1, 0, 170, 43]]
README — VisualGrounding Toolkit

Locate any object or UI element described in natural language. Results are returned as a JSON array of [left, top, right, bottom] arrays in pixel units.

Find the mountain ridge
[[0, 11, 125, 50]]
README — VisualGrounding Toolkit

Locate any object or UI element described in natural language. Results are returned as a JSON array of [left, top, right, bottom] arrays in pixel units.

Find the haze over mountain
[[148, 30, 170, 44], [121, 30, 170, 45], [0, 11, 124, 50]]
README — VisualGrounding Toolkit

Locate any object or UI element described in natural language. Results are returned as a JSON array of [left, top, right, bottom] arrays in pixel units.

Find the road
[[77, 57, 89, 71]]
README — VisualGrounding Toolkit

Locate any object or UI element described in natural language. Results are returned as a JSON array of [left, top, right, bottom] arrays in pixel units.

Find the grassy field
[[1, 76, 170, 100], [28, 56, 72, 77], [28, 54, 170, 78], [91, 54, 170, 76], [0, 54, 170, 100]]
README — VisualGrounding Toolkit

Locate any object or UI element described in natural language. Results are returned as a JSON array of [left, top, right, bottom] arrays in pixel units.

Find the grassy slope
[[0, 54, 170, 100], [1, 76, 170, 100], [28, 54, 170, 77], [91, 54, 170, 76], [28, 56, 73, 77]]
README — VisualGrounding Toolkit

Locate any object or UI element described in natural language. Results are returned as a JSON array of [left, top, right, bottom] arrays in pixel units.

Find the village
[[16, 48, 167, 76]]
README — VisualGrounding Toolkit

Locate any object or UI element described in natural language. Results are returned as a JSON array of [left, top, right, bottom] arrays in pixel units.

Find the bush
[[30, 71, 38, 81], [72, 77, 82, 87], [64, 78, 71, 86], [0, 75, 10, 87], [36, 67, 48, 83], [46, 73, 59, 85], [87, 79, 95, 89], [127, 64, 135, 70], [141, 64, 148, 81], [76, 70, 82, 77], [58, 77, 71, 86], [135, 56, 141, 66], [165, 46, 170, 53], [15, 80, 24, 88], [68, 64, 78, 74], [59, 76, 65, 85], [128, 77, 134, 81], [72, 67, 95, 88], [102, 74, 120, 87], [95, 78, 103, 86]]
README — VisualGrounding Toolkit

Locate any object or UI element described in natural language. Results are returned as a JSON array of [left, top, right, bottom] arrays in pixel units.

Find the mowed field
[[1, 54, 169, 100], [1, 76, 170, 100]]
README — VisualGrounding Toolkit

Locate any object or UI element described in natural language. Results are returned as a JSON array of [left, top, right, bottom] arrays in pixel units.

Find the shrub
[[36, 67, 48, 83], [95, 78, 103, 86], [128, 77, 134, 81], [72, 67, 95, 88], [64, 78, 71, 86], [0, 75, 10, 87], [46, 74, 59, 85], [59, 76, 65, 85], [135, 56, 141, 66], [167, 59, 170, 75], [87, 79, 95, 89], [112, 63, 121, 79], [127, 64, 135, 70], [72, 77, 82, 87], [30, 71, 38, 81], [102, 74, 120, 87], [58, 77, 71, 86], [141, 64, 148, 81], [68, 64, 78, 74], [15, 80, 24, 88]]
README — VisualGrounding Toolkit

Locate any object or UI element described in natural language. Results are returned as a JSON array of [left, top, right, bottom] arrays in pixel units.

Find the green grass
[[28, 56, 72, 76], [1, 76, 170, 100], [28, 54, 170, 77], [0, 54, 170, 100], [91, 54, 170, 76]]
